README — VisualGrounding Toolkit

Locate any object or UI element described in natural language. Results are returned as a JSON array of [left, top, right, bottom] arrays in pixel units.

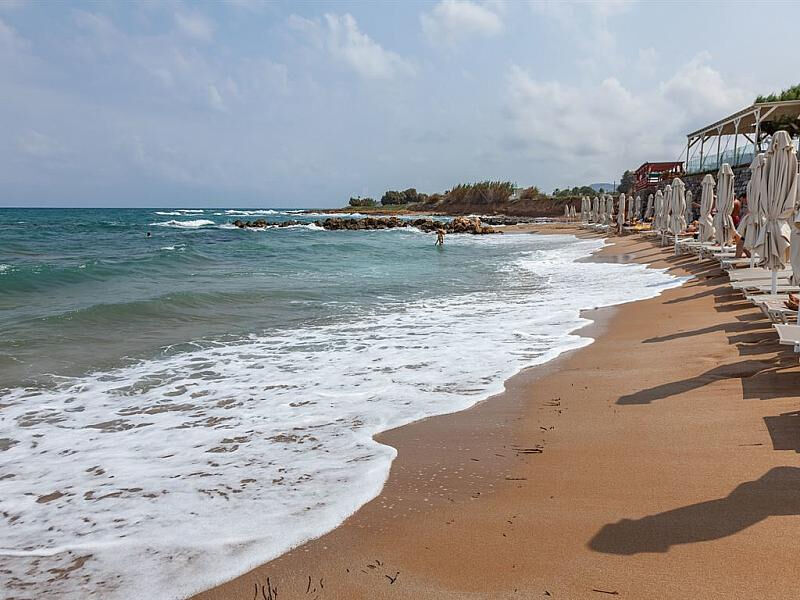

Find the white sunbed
[[773, 324, 800, 352], [721, 258, 756, 269], [728, 268, 792, 281], [755, 284, 800, 294]]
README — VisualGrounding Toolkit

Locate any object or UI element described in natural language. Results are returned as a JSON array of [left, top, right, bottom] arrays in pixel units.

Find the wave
[[223, 209, 280, 216], [0, 234, 686, 600], [150, 219, 216, 229]]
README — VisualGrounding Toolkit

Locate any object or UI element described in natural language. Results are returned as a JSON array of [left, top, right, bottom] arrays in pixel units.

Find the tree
[[618, 170, 635, 194], [755, 83, 800, 103], [349, 197, 376, 207]]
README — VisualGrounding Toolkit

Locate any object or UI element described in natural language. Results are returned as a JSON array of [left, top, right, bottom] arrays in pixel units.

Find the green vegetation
[[381, 188, 425, 205], [446, 181, 515, 205], [552, 185, 596, 197], [755, 83, 800, 103], [349, 197, 377, 207], [617, 170, 635, 194], [519, 186, 541, 200]]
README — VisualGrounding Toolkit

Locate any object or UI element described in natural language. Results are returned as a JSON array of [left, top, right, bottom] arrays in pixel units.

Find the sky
[[1, 0, 798, 208]]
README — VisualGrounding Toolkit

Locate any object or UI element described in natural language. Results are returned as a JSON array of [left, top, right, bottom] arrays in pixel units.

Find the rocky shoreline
[[231, 216, 500, 234]]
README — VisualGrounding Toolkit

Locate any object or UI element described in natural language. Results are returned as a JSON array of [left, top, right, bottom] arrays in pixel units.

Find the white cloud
[[291, 13, 414, 79], [530, 0, 635, 72], [421, 0, 502, 46], [504, 54, 751, 184], [0, 16, 28, 53], [635, 47, 658, 77], [17, 130, 63, 158], [174, 11, 215, 42]]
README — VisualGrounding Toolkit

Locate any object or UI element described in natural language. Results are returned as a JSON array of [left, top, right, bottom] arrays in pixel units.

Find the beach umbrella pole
[[772, 269, 778, 296]]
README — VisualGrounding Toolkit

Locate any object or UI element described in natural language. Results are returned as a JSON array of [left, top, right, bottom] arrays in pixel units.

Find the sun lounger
[[721, 258, 756, 269], [773, 324, 800, 351], [755, 284, 800, 294], [747, 293, 790, 304], [728, 268, 792, 281]]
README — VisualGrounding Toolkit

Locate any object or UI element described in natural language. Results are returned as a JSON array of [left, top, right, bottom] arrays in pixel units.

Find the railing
[[686, 143, 755, 174]]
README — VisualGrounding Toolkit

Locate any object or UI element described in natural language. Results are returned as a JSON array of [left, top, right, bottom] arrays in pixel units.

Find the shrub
[[445, 181, 515, 205], [349, 197, 376, 207], [381, 190, 406, 205]]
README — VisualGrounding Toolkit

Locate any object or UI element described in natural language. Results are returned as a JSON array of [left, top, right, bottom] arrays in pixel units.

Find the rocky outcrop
[[479, 216, 542, 225], [232, 219, 303, 228], [316, 216, 497, 234], [232, 216, 499, 234]]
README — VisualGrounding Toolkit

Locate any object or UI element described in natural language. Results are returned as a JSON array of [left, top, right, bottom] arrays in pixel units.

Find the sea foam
[[0, 235, 685, 600]]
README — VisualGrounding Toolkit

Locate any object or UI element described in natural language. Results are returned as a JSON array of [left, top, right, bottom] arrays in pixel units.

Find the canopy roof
[[635, 161, 683, 174], [687, 99, 800, 140]]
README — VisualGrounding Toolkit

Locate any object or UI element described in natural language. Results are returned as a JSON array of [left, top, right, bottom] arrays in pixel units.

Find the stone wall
[[634, 164, 751, 209]]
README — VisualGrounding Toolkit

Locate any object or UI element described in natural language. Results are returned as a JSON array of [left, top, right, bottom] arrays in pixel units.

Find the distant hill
[[589, 183, 614, 193]]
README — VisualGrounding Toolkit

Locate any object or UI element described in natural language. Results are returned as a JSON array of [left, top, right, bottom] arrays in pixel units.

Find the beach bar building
[[633, 161, 684, 193], [686, 99, 800, 175]]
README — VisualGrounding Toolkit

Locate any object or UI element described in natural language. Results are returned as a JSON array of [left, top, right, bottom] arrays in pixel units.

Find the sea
[[0, 208, 684, 599]]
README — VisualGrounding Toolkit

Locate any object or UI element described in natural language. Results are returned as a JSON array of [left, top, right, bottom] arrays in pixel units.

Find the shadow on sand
[[589, 467, 800, 554]]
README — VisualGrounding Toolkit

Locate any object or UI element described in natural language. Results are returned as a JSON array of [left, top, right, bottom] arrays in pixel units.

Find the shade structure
[[564, 204, 570, 219], [698, 174, 716, 243], [635, 195, 642, 221], [739, 153, 766, 258], [685, 190, 694, 226], [756, 131, 797, 294], [570, 205, 577, 220], [617, 193, 626, 233], [713, 163, 736, 246], [669, 178, 687, 252], [645, 193, 654, 220], [606, 194, 615, 225], [592, 196, 599, 223], [653, 190, 663, 230], [661, 184, 673, 236]]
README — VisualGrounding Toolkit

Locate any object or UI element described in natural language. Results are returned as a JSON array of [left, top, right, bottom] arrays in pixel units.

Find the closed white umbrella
[[699, 174, 715, 243], [617, 193, 626, 234], [685, 190, 693, 227], [645, 193, 654, 220], [661, 184, 673, 245], [564, 204, 570, 220], [592, 196, 599, 223], [570, 205, 576, 220], [635, 195, 642, 222], [670, 178, 687, 254], [653, 190, 663, 231], [606, 194, 615, 227], [755, 131, 797, 294], [713, 163, 735, 247], [740, 154, 766, 266]]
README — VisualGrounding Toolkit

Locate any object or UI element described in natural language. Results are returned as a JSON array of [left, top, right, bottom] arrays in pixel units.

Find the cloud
[[421, 0, 502, 46], [17, 130, 63, 158], [0, 16, 28, 53], [174, 11, 215, 42], [530, 0, 635, 72], [504, 54, 751, 184], [291, 13, 414, 79]]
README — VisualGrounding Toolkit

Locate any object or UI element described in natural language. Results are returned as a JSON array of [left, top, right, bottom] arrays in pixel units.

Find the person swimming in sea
[[435, 228, 445, 246]]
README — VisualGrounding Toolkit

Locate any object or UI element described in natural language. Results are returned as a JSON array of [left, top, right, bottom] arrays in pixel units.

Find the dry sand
[[195, 227, 800, 600]]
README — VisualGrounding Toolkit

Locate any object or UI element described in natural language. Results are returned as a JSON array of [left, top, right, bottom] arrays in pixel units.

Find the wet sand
[[195, 227, 800, 600]]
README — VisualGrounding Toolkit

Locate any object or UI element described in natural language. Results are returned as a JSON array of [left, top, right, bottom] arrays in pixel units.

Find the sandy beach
[[195, 227, 800, 600]]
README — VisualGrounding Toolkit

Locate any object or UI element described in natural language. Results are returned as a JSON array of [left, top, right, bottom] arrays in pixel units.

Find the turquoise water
[[0, 208, 685, 599]]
